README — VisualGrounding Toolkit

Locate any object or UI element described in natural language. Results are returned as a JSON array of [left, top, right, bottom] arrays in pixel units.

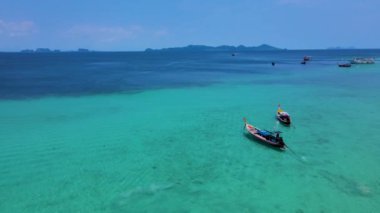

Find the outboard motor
[[278, 137, 284, 146], [275, 132, 280, 140], [275, 133, 285, 146]]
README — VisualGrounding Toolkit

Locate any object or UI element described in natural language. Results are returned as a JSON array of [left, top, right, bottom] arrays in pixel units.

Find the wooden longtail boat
[[276, 105, 291, 125], [338, 63, 351, 67], [243, 118, 286, 150]]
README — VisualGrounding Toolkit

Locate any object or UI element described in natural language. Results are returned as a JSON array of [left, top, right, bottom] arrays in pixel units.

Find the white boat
[[350, 58, 375, 64]]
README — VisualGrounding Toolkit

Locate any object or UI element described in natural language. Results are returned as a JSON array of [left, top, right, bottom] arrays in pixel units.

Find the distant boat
[[276, 105, 291, 125], [301, 61, 306, 65], [243, 118, 286, 150], [350, 58, 375, 64], [338, 63, 351, 68], [303, 56, 312, 61]]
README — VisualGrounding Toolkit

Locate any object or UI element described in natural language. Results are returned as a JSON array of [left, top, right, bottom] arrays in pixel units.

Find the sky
[[0, 0, 379, 51]]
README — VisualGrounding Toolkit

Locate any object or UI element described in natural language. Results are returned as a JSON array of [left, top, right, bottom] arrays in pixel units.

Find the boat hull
[[276, 113, 291, 125], [338, 64, 351, 68], [245, 123, 286, 150], [276, 115, 292, 126]]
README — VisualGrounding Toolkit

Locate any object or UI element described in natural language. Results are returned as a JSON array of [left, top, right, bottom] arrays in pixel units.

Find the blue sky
[[0, 0, 379, 51]]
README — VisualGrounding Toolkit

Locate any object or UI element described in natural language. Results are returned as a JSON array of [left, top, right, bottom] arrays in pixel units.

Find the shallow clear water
[[1, 50, 380, 212]]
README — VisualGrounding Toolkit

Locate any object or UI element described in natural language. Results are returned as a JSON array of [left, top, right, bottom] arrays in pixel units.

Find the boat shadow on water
[[243, 132, 285, 152]]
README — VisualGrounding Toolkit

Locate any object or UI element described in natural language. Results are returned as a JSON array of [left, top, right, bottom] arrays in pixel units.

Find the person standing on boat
[[275, 132, 284, 146]]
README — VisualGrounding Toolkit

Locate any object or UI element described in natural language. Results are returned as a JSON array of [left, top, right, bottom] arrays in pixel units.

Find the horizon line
[[1, 46, 380, 53]]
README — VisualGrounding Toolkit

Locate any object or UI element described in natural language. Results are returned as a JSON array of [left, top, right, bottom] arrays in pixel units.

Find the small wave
[[121, 183, 174, 198]]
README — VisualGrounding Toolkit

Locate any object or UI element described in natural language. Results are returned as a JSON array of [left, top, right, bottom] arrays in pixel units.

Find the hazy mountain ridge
[[145, 44, 283, 52]]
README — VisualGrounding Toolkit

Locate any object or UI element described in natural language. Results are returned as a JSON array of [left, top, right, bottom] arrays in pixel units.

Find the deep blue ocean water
[[1, 49, 379, 99]]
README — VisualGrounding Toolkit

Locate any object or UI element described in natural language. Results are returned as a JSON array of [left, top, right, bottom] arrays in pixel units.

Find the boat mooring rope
[[285, 144, 306, 163]]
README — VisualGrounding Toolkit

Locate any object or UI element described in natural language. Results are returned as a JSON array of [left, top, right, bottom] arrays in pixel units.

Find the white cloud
[[65, 25, 144, 42], [0, 19, 37, 37]]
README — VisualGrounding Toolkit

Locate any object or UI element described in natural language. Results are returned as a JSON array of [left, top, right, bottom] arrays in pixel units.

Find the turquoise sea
[[1, 50, 380, 212]]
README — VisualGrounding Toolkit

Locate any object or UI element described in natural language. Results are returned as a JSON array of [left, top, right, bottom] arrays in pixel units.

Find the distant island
[[145, 44, 284, 52], [17, 45, 284, 53], [20, 48, 91, 53]]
